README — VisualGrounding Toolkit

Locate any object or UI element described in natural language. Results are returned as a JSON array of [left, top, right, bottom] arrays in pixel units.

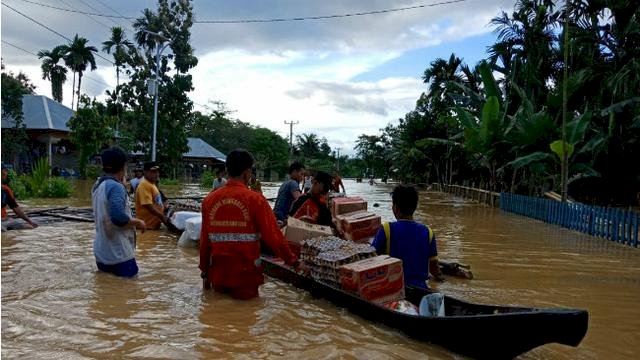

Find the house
[[182, 137, 227, 181], [1, 95, 76, 172]]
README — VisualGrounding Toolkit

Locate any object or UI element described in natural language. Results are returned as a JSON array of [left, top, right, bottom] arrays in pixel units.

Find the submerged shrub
[[200, 170, 214, 189], [41, 177, 73, 198]]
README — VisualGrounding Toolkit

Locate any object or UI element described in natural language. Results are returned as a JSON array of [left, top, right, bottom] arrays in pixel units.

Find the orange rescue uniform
[[199, 179, 298, 298]]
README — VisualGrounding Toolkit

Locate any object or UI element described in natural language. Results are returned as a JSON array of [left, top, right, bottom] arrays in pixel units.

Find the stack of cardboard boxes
[[330, 197, 382, 242]]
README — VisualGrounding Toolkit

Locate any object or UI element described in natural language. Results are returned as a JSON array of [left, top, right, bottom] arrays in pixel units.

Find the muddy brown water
[[2, 180, 639, 359]]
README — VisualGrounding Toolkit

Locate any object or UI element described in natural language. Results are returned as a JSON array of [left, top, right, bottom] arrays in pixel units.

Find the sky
[[1, 0, 515, 154]]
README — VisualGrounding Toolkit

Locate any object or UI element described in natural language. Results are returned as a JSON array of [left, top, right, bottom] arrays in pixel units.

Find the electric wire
[[1, 38, 112, 87], [2, 2, 116, 65], [12, 0, 470, 24]]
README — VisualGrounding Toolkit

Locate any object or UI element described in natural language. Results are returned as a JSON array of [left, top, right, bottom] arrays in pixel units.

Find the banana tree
[[503, 110, 605, 193]]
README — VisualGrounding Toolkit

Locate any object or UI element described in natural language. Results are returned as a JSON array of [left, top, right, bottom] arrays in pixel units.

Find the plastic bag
[[419, 293, 445, 317], [171, 211, 200, 230], [384, 299, 419, 315]]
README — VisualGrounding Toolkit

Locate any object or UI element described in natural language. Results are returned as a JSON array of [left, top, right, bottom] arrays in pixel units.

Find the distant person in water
[[92, 147, 146, 277], [129, 167, 143, 194], [249, 168, 262, 194], [135, 161, 170, 230], [273, 161, 305, 223], [372, 185, 443, 289], [289, 171, 334, 227], [1, 164, 38, 231], [213, 169, 227, 190]]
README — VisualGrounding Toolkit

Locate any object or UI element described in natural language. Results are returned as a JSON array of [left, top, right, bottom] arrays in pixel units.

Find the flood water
[[2, 179, 639, 359]]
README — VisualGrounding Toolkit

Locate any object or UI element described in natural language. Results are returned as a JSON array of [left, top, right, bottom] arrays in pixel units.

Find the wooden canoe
[[262, 256, 588, 359]]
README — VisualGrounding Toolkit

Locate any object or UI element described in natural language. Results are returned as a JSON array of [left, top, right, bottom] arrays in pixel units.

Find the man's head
[[216, 169, 225, 179], [101, 146, 128, 177], [226, 149, 254, 185], [391, 185, 419, 219], [289, 161, 305, 182], [143, 161, 160, 183], [310, 171, 333, 197]]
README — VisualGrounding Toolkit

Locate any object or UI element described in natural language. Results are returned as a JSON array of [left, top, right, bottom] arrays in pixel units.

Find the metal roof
[[1, 95, 74, 132], [184, 137, 226, 162]]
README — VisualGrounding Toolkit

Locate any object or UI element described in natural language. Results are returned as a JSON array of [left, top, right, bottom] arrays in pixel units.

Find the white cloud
[[2, 0, 516, 152]]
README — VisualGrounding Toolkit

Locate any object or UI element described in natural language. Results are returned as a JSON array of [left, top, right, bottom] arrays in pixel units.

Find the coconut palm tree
[[295, 133, 320, 160], [102, 27, 135, 99], [37, 45, 67, 103], [60, 35, 98, 110]]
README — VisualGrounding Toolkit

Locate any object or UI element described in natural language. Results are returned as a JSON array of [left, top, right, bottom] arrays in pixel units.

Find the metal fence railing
[[500, 193, 639, 247]]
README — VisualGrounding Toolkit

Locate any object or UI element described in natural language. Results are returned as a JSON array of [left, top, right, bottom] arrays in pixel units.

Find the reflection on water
[[3, 180, 640, 359]]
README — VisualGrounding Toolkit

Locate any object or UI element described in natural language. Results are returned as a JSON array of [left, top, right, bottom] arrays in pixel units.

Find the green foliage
[[200, 170, 214, 189], [67, 97, 115, 178], [6, 170, 30, 199], [29, 158, 51, 193], [85, 164, 102, 180], [160, 178, 180, 186], [1, 67, 35, 163], [41, 177, 73, 198], [353, 0, 640, 203], [7, 160, 72, 198]]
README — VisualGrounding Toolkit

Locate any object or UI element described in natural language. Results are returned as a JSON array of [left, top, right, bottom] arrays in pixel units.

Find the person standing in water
[[92, 147, 146, 277], [200, 149, 300, 299]]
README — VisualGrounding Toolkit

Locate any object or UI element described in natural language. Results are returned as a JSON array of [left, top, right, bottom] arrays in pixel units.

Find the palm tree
[[61, 35, 98, 110], [102, 27, 134, 100], [296, 133, 320, 160], [37, 45, 67, 103], [422, 53, 463, 103]]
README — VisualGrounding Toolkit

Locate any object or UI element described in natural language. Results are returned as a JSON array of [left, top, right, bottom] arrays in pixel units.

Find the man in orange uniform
[[199, 149, 300, 300]]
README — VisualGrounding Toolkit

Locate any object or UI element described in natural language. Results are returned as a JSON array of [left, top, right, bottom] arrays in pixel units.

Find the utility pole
[[284, 120, 298, 158], [336, 147, 341, 173], [561, 3, 570, 202]]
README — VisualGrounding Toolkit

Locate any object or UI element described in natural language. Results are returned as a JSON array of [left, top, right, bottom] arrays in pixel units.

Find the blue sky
[[1, 0, 514, 153], [353, 32, 496, 82]]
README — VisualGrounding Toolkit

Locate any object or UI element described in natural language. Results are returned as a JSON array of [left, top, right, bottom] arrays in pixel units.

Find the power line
[[2, 2, 115, 65], [57, 0, 112, 31], [197, 0, 470, 24], [90, 0, 136, 32], [2, 39, 37, 56], [2, 38, 112, 88], [2, 2, 71, 41], [13, 0, 470, 24]]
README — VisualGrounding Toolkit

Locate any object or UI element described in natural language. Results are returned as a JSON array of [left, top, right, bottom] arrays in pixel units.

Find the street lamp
[[142, 29, 172, 162]]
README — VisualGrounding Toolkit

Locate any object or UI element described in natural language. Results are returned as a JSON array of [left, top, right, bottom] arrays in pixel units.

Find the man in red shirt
[[289, 171, 334, 227], [199, 149, 300, 299]]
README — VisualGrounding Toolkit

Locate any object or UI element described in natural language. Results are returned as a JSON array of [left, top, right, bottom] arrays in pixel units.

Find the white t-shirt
[[213, 177, 227, 190]]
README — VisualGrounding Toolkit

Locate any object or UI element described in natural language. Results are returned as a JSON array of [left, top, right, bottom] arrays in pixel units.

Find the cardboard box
[[339, 255, 405, 303], [284, 217, 333, 245], [335, 211, 382, 242], [331, 197, 367, 217]]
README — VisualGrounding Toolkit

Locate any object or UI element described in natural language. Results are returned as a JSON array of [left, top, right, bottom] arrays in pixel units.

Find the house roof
[[1, 95, 74, 132], [184, 137, 226, 162]]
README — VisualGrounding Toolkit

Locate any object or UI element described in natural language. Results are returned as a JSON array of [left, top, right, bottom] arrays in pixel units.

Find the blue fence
[[500, 193, 640, 247]]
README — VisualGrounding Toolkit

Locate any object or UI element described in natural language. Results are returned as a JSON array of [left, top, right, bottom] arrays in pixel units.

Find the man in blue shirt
[[372, 185, 443, 288], [92, 147, 146, 277], [273, 161, 305, 222]]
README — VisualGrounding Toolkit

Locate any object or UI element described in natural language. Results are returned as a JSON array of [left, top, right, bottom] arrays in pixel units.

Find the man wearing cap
[[135, 161, 170, 230], [92, 147, 146, 277], [129, 167, 144, 194], [200, 149, 300, 299], [1, 164, 38, 231]]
